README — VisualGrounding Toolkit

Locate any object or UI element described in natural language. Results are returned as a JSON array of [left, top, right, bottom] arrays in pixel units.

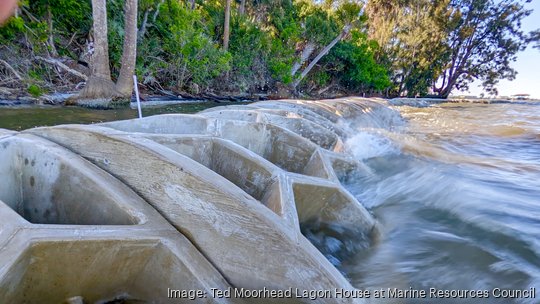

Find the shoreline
[[0, 90, 270, 108], [1, 95, 539, 109]]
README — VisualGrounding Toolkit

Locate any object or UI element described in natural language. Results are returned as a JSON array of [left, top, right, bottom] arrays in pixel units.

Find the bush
[[324, 31, 391, 92], [139, 0, 230, 91], [27, 84, 44, 97]]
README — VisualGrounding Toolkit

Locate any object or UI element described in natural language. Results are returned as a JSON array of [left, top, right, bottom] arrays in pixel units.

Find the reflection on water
[[341, 103, 540, 303], [0, 102, 237, 131]]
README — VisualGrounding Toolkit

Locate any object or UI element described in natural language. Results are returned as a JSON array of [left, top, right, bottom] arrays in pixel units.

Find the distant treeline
[[0, 0, 538, 100]]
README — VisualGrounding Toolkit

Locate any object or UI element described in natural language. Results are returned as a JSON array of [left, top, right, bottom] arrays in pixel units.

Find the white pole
[[133, 75, 143, 119]]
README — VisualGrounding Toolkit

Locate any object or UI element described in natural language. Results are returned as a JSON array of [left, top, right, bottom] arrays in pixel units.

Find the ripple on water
[[335, 102, 540, 303]]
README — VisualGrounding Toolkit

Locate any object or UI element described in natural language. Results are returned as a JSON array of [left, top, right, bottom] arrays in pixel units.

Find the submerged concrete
[[0, 97, 391, 303]]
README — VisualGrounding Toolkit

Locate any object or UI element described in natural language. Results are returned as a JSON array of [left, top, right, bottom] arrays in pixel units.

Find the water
[[341, 102, 540, 303], [0, 102, 235, 131], [2, 99, 540, 303]]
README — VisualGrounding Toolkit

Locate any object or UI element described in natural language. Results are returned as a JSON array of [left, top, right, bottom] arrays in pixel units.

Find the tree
[[79, 0, 119, 99], [291, 24, 351, 89], [366, 0, 453, 97], [530, 29, 540, 50], [116, 0, 138, 96], [290, 0, 364, 91], [434, 0, 538, 97], [323, 31, 391, 93], [223, 0, 231, 50], [79, 0, 140, 100], [238, 0, 246, 15]]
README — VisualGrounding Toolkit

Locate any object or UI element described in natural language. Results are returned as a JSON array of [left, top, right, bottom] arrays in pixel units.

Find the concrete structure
[[0, 134, 234, 303], [0, 98, 391, 303]]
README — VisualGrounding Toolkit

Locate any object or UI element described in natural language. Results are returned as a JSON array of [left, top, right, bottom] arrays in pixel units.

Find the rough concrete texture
[[0, 98, 393, 303], [0, 134, 236, 303]]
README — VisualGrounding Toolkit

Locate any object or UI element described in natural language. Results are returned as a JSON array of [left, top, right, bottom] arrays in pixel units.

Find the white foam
[[345, 131, 399, 160]]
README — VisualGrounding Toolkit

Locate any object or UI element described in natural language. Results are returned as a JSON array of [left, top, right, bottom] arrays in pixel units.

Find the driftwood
[[35, 56, 88, 81], [0, 59, 23, 80], [178, 92, 267, 103], [317, 83, 335, 95]]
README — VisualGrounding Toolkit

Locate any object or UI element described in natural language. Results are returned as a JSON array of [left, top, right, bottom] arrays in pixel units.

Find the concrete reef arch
[[0, 133, 234, 303], [0, 98, 390, 303]]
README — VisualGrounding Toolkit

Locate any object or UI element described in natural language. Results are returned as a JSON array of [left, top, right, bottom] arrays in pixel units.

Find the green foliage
[[366, 0, 453, 96], [27, 84, 44, 97], [145, 0, 231, 90], [105, 0, 129, 76], [29, 0, 92, 32], [436, 0, 536, 96], [228, 17, 271, 90], [0, 17, 25, 39], [27, 68, 43, 80], [298, 0, 338, 45], [12, 0, 535, 98], [335, 1, 363, 22], [324, 31, 390, 91], [367, 0, 539, 97], [268, 0, 302, 44]]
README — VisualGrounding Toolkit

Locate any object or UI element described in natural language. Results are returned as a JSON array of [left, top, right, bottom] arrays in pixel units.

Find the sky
[[464, 1, 540, 99]]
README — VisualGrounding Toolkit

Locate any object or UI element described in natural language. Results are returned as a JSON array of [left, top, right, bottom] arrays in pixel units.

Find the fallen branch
[[152, 0, 164, 22], [66, 31, 78, 48], [0, 59, 23, 80], [0, 78, 20, 85], [292, 24, 352, 89], [138, 10, 150, 40], [317, 83, 334, 95], [21, 6, 39, 23], [35, 56, 88, 81], [138, 0, 164, 40]]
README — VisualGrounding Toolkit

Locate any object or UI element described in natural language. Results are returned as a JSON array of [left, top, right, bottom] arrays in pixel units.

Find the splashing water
[[339, 102, 540, 303]]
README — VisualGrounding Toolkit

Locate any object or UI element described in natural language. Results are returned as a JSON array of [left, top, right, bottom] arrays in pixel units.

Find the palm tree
[[116, 0, 138, 96], [223, 0, 231, 51], [79, 0, 118, 99], [79, 0, 139, 100]]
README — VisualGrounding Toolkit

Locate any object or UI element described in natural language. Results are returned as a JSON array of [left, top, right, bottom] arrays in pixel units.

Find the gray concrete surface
[[0, 98, 390, 303]]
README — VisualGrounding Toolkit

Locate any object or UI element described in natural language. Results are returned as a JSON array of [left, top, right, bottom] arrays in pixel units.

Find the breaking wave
[[336, 102, 540, 303]]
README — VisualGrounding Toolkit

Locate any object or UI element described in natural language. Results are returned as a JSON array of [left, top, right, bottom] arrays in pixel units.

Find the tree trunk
[[139, 0, 164, 39], [238, 0, 245, 15], [116, 0, 139, 97], [46, 6, 58, 57], [292, 25, 351, 89], [437, 72, 460, 98], [290, 42, 315, 76], [79, 0, 118, 99], [89, 0, 111, 79], [138, 9, 149, 40], [223, 0, 231, 51], [439, 84, 453, 98]]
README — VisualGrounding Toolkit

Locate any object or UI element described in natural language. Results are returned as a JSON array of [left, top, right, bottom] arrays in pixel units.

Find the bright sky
[[464, 1, 540, 99]]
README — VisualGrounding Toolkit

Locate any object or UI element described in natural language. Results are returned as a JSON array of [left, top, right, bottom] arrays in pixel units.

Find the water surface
[[2, 99, 539, 303], [341, 102, 540, 303], [0, 102, 233, 131]]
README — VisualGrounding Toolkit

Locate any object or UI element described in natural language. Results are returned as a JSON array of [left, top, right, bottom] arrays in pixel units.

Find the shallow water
[[0, 102, 233, 131], [341, 102, 540, 303], [2, 100, 539, 303]]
